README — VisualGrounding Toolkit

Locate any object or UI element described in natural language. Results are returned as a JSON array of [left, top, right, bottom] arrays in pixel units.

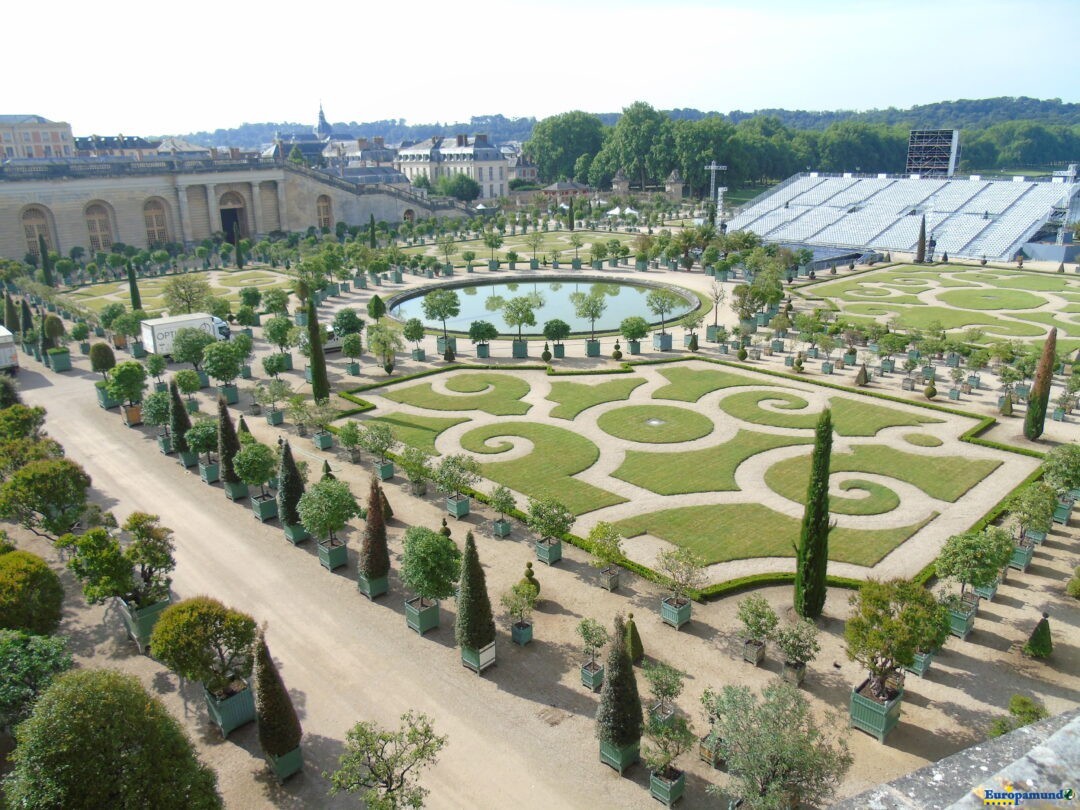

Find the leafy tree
[[0, 630, 71, 730], [238, 285, 262, 309], [360, 476, 390, 581], [524, 110, 606, 182], [0, 458, 91, 539], [433, 454, 480, 500], [172, 328, 215, 371], [595, 614, 643, 748], [201, 341, 242, 387], [185, 418, 218, 465], [252, 629, 302, 761], [936, 527, 1013, 600], [483, 230, 503, 261], [571, 292, 606, 341], [468, 320, 498, 346], [234, 442, 277, 497], [298, 478, 359, 544], [1024, 327, 1056, 440], [305, 298, 330, 400], [162, 274, 212, 314], [421, 289, 460, 343], [263, 316, 296, 355], [502, 296, 537, 340], [333, 307, 364, 336], [542, 318, 571, 346], [525, 496, 574, 544], [707, 681, 852, 809], [1007, 481, 1057, 540], [0, 435, 62, 481], [328, 711, 446, 810], [795, 409, 832, 620], [107, 360, 148, 406], [4, 668, 222, 810], [367, 294, 386, 322], [656, 546, 706, 603], [367, 323, 403, 375], [0, 404, 45, 441], [151, 596, 256, 698], [455, 531, 495, 653], [600, 101, 670, 191], [435, 172, 481, 201], [263, 287, 290, 315], [400, 526, 460, 602], [0, 550, 64, 635], [619, 316, 649, 343], [277, 440, 305, 526], [646, 289, 681, 334]]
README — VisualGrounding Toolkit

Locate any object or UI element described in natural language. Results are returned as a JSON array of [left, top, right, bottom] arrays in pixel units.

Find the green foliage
[[625, 612, 644, 664], [595, 614, 643, 747], [0, 630, 71, 730], [433, 453, 480, 499], [151, 596, 257, 697], [988, 694, 1050, 738], [0, 376, 20, 409], [400, 526, 460, 601], [234, 442, 277, 494], [217, 397, 241, 484], [455, 532, 495, 650], [0, 550, 63, 635], [144, 351, 167, 381], [402, 318, 425, 348], [0, 457, 91, 539], [4, 668, 222, 810], [359, 476, 390, 579], [327, 710, 446, 810], [488, 484, 515, 520], [1024, 327, 1055, 440], [576, 617, 609, 664], [519, 561, 540, 598], [643, 660, 685, 717], [252, 629, 302, 758], [172, 327, 215, 370], [1023, 612, 1052, 658], [201, 340, 242, 386], [542, 318, 571, 344], [736, 593, 779, 643], [357, 421, 396, 462], [525, 496, 574, 543], [367, 294, 386, 322], [298, 477, 358, 543], [162, 273, 212, 314], [106, 360, 148, 406], [773, 619, 821, 667], [656, 546, 706, 601], [936, 527, 1014, 597], [421, 289, 461, 339], [1006, 481, 1057, 538], [469, 320, 499, 345], [1043, 443, 1080, 494], [0, 404, 45, 441], [306, 299, 330, 400], [642, 715, 696, 777], [276, 440, 305, 526], [795, 409, 832, 620], [706, 681, 852, 809], [169, 379, 192, 453]]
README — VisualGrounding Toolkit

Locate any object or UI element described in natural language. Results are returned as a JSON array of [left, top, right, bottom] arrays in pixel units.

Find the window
[[475, 168, 482, 180], [43, 146, 52, 157], [143, 199, 169, 246], [316, 195, 332, 230], [22, 207, 52, 258], [85, 204, 113, 253], [488, 167, 493, 181]]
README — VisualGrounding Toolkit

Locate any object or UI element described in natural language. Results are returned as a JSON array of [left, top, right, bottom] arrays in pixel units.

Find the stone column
[[275, 180, 287, 232], [207, 184, 221, 235], [175, 185, 194, 247], [250, 182, 264, 237]]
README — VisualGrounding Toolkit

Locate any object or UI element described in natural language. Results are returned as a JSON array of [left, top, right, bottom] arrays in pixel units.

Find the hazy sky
[[11, 0, 1078, 136]]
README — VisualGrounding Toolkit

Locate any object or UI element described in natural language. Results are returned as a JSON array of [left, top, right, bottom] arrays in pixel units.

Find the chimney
[[374, 136, 384, 148], [475, 134, 488, 146], [456, 134, 466, 147]]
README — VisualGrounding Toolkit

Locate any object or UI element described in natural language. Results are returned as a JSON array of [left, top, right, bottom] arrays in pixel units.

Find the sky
[[10, 0, 1079, 137]]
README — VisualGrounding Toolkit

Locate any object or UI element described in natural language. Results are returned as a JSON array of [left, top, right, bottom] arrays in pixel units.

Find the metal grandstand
[[726, 172, 1079, 261]]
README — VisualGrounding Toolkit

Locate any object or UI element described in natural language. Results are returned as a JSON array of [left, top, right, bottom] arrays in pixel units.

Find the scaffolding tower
[[906, 130, 960, 177]]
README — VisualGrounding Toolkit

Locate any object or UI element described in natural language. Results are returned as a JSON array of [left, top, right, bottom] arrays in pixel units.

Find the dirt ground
[[7, 264, 1079, 809]]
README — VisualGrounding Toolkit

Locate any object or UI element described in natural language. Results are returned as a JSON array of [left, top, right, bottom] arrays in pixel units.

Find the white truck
[[140, 313, 231, 356], [0, 326, 19, 375]]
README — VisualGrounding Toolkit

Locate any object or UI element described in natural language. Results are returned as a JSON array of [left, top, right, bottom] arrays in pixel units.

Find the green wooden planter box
[[698, 734, 724, 769], [660, 597, 692, 630], [130, 341, 146, 358], [653, 333, 673, 351], [251, 494, 278, 522], [95, 382, 122, 409], [223, 481, 248, 501], [204, 684, 255, 738], [437, 336, 457, 354], [493, 519, 512, 538], [117, 597, 171, 654], [47, 350, 71, 371], [599, 740, 639, 775], [530, 258, 540, 270], [461, 641, 496, 675], [581, 662, 604, 692], [318, 540, 347, 571], [535, 538, 562, 565], [880, 358, 895, 373], [357, 572, 388, 600], [447, 495, 470, 518], [267, 746, 303, 783], [948, 601, 977, 640], [313, 431, 333, 450], [293, 311, 308, 327], [199, 461, 220, 484], [178, 450, 199, 468], [599, 567, 620, 592], [377, 461, 395, 480], [821, 361, 834, 374], [973, 577, 999, 601], [511, 621, 532, 645], [488, 259, 499, 271], [849, 680, 903, 743], [904, 649, 936, 677], [265, 409, 284, 426], [743, 639, 766, 665], [572, 259, 582, 270], [475, 344, 490, 359], [553, 344, 566, 358], [304, 366, 313, 383], [346, 361, 360, 375], [283, 523, 309, 545], [512, 340, 528, 359], [650, 770, 686, 807], [1024, 529, 1046, 546], [157, 433, 174, 455], [585, 339, 601, 357], [627, 340, 641, 355], [1008, 542, 1034, 572], [218, 384, 238, 405], [185, 399, 199, 414], [781, 661, 807, 686], [1052, 501, 1070, 525], [405, 597, 440, 635]]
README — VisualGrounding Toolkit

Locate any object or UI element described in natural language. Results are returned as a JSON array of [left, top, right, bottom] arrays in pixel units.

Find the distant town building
[[541, 180, 591, 202], [395, 134, 509, 199], [74, 135, 160, 159], [0, 115, 74, 159]]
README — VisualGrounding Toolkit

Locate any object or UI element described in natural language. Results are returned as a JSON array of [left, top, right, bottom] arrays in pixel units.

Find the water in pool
[[389, 279, 695, 335]]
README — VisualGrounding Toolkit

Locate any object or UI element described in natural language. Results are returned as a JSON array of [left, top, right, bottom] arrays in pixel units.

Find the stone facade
[[0, 115, 74, 160], [395, 134, 508, 199]]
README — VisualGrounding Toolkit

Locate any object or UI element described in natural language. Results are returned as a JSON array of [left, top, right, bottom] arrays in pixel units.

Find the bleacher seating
[[727, 173, 1078, 260]]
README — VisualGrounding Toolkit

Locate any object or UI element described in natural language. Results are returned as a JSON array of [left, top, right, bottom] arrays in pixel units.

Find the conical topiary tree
[[625, 612, 644, 665], [38, 235, 53, 287], [127, 263, 142, 311], [1023, 612, 1052, 658], [252, 629, 302, 781], [321, 459, 335, 481], [169, 379, 192, 455], [380, 487, 393, 520], [455, 531, 495, 671], [795, 409, 832, 620], [277, 440, 305, 538], [218, 396, 243, 497], [1024, 328, 1056, 441], [915, 215, 926, 263], [306, 298, 329, 401], [358, 476, 390, 598], [596, 614, 643, 771]]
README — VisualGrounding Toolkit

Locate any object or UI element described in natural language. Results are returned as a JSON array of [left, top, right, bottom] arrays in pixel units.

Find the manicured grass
[[615, 503, 936, 567], [366, 414, 468, 455], [764, 444, 1001, 503], [904, 433, 943, 447], [937, 289, 1047, 311], [460, 422, 625, 515], [651, 366, 759, 402], [716, 391, 941, 436], [547, 378, 646, 420], [764, 458, 901, 515], [382, 372, 532, 416], [1010, 311, 1080, 338], [613, 429, 812, 495], [596, 405, 714, 444]]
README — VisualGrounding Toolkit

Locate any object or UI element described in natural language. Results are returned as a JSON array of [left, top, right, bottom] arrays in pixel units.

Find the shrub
[[924, 383, 937, 400], [1022, 612, 1052, 659], [0, 550, 63, 635], [988, 694, 1050, 738], [737, 593, 778, 644], [0, 630, 72, 729], [1067, 577, 1080, 599]]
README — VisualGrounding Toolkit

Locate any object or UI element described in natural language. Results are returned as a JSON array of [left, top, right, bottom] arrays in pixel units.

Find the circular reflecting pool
[[388, 277, 697, 335]]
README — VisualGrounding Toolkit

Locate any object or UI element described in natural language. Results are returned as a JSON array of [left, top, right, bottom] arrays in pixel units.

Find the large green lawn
[[548, 378, 645, 420], [383, 373, 532, 416], [716, 391, 941, 436]]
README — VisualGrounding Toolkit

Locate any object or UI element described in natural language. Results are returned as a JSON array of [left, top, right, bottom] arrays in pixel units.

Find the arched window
[[316, 195, 332, 230], [85, 203, 113, 253], [22, 206, 53, 258], [143, 199, 170, 246]]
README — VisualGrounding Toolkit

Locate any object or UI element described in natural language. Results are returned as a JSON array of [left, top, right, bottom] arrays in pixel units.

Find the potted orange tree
[[400, 526, 460, 636]]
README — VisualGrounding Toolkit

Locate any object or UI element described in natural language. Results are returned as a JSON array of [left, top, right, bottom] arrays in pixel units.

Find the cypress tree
[[625, 612, 644, 665], [1024, 327, 1056, 441], [794, 408, 832, 619], [306, 298, 330, 401], [380, 488, 393, 520], [595, 614, 643, 749], [5, 295, 18, 335], [252, 629, 303, 763], [21, 299, 34, 336], [368, 213, 377, 249], [1022, 612, 1052, 658], [915, 216, 926, 263], [217, 396, 241, 485], [169, 379, 192, 454], [277, 440, 305, 527], [321, 459, 335, 480], [127, 263, 141, 310], [359, 476, 390, 582], [38, 235, 53, 287], [568, 196, 575, 231], [455, 531, 495, 654]]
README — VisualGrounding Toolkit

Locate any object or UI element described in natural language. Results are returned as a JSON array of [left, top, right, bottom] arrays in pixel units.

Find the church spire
[[315, 103, 332, 139]]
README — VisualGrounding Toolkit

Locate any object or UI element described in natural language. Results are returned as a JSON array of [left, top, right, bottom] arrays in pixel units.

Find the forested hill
[[175, 97, 1078, 148]]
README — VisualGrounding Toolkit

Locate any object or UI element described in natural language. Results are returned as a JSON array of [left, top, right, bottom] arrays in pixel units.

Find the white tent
[[624, 207, 639, 216], [605, 206, 622, 217]]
